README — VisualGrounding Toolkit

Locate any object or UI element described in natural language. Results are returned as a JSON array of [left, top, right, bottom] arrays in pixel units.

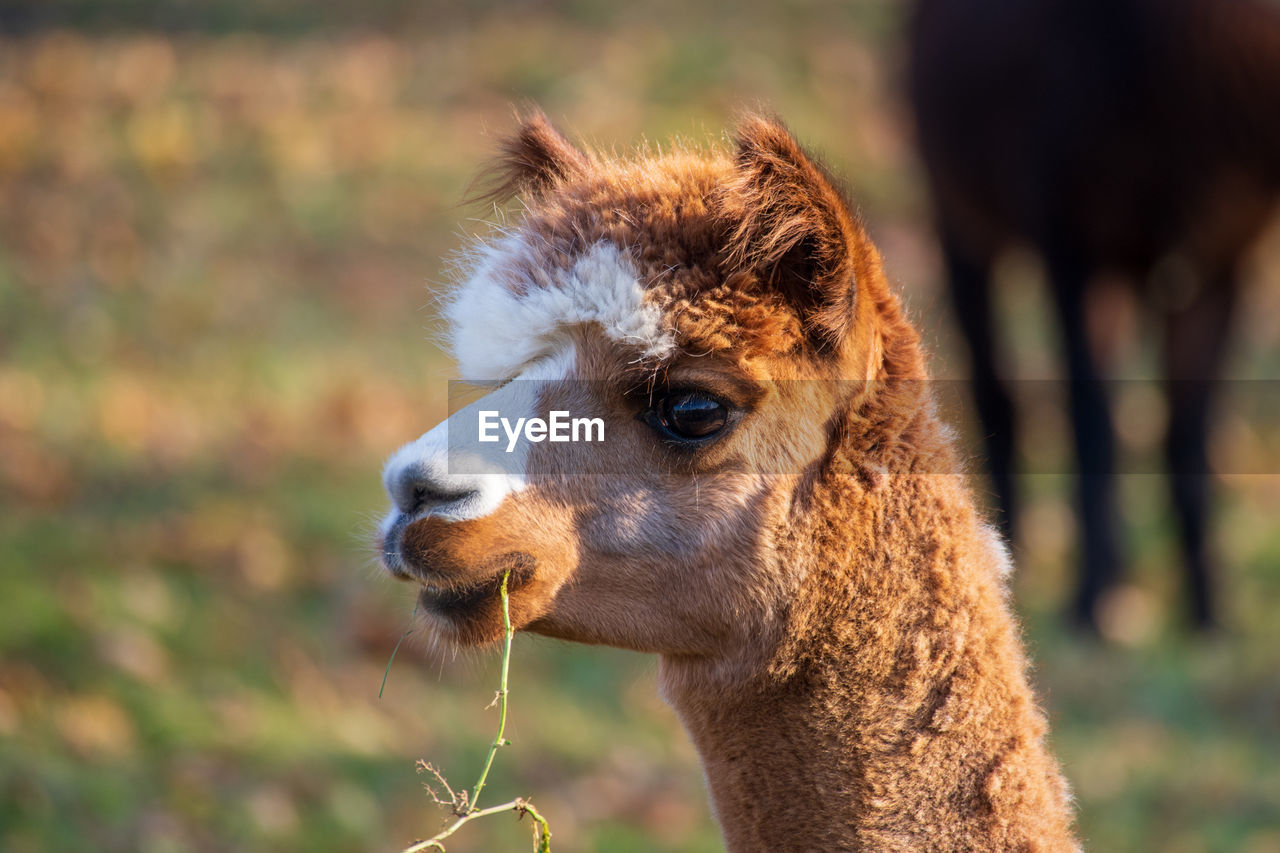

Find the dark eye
[[655, 392, 728, 440]]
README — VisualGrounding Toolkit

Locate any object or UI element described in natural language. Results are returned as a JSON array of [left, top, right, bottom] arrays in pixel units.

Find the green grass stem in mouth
[[399, 571, 553, 852]]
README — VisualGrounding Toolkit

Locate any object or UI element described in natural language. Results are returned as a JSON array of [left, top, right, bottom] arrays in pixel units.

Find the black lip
[[416, 555, 536, 616], [379, 512, 415, 579]]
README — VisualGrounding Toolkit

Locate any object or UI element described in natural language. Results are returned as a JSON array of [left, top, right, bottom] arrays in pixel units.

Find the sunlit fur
[[379, 113, 1079, 850]]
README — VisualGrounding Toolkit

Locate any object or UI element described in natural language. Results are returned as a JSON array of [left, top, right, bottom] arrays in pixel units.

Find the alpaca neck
[[658, 665, 859, 849], [657, 451, 1078, 849], [660, 588, 1075, 850], [660, 610, 1071, 851]]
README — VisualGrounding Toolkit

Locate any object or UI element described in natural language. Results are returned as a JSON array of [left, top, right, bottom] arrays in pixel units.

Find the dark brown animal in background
[[908, 0, 1280, 631]]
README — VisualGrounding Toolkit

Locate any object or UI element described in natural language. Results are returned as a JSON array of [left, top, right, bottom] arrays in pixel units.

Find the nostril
[[409, 483, 451, 514], [392, 464, 480, 517]]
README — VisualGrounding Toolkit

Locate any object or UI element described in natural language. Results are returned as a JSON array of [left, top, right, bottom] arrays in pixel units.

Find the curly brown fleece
[[388, 112, 1080, 851]]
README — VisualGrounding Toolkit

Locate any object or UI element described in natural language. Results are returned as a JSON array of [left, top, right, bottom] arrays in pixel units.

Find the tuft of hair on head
[[466, 110, 592, 207], [719, 113, 866, 352]]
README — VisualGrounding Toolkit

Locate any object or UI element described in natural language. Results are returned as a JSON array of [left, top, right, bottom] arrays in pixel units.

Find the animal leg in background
[[1045, 247, 1123, 630], [1161, 265, 1240, 630], [939, 224, 1019, 542]]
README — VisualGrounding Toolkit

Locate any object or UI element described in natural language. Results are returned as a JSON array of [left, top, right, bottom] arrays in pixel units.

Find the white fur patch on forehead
[[445, 237, 676, 380]]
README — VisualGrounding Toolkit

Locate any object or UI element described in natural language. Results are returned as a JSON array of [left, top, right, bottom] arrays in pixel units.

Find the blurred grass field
[[2, 4, 1280, 851]]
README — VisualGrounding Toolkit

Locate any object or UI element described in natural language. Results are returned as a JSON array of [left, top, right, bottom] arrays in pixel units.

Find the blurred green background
[[2, 2, 1279, 851]]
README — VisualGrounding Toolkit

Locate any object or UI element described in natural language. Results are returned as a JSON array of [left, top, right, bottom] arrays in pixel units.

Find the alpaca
[[378, 113, 1079, 850], [908, 0, 1280, 630]]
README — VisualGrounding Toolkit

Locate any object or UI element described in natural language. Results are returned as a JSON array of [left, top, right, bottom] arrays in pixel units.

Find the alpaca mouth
[[416, 554, 536, 617]]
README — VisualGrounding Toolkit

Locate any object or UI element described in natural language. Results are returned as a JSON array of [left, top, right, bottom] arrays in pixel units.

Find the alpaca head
[[379, 114, 898, 663]]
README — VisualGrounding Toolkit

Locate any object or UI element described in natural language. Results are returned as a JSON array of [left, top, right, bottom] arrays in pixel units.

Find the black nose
[[389, 462, 480, 517]]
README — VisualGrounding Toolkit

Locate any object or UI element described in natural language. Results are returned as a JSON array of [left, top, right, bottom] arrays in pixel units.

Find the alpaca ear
[[469, 111, 590, 204], [722, 115, 865, 350]]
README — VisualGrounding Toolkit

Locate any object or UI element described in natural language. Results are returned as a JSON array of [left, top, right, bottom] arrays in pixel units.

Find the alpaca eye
[[656, 392, 728, 440]]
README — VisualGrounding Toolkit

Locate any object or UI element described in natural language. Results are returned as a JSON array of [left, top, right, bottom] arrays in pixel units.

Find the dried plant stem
[[399, 572, 552, 853], [400, 799, 551, 853]]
